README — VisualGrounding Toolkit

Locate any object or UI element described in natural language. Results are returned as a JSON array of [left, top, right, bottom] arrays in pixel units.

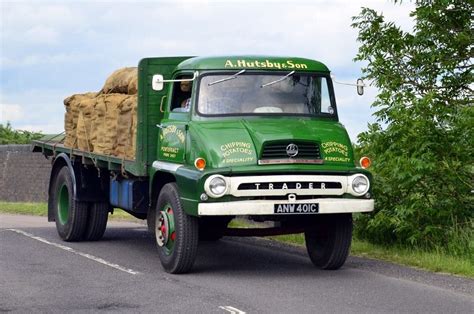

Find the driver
[[180, 80, 192, 111]]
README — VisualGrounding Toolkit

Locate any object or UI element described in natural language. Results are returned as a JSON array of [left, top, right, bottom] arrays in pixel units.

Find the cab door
[[157, 74, 193, 163]]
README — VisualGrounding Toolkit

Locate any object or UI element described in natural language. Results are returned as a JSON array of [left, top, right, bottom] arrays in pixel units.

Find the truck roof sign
[[176, 55, 330, 72]]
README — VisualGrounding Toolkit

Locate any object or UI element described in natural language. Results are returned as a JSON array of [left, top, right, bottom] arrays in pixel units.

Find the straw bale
[[128, 75, 138, 94], [94, 94, 128, 155], [64, 92, 97, 148], [101, 67, 137, 94], [114, 95, 137, 158]]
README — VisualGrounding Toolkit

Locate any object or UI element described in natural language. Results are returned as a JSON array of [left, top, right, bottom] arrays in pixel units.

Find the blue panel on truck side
[[110, 179, 148, 213]]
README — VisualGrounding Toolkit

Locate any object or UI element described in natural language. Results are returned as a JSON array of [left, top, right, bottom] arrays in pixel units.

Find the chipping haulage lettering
[[321, 141, 349, 156], [220, 141, 255, 164]]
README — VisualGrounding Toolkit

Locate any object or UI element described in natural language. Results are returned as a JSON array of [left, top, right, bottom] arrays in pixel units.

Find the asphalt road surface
[[1, 214, 473, 313]]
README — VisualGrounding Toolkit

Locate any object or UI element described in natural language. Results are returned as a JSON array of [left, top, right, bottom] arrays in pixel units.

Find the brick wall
[[0, 145, 51, 202]]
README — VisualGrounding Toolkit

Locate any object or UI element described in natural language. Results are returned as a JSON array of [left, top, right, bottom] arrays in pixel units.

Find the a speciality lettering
[[324, 156, 351, 162]]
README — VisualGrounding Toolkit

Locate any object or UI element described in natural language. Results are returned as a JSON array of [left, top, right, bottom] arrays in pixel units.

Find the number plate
[[274, 203, 319, 214]]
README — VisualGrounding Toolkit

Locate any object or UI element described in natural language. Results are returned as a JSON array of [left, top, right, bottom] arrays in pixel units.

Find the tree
[[0, 122, 43, 144], [351, 0, 473, 255]]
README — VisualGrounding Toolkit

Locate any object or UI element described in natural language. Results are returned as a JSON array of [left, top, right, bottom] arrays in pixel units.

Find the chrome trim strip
[[152, 161, 182, 173], [258, 158, 324, 165]]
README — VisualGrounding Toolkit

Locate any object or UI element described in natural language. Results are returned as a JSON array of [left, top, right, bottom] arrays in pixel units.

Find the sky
[[0, 0, 415, 142]]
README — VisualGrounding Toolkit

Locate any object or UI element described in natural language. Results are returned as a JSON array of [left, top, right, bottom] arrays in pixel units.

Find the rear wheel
[[52, 167, 88, 241], [305, 213, 353, 270], [155, 183, 199, 274], [84, 202, 109, 241]]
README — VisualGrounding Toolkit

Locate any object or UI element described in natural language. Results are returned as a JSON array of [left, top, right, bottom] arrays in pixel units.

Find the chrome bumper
[[198, 198, 374, 216]]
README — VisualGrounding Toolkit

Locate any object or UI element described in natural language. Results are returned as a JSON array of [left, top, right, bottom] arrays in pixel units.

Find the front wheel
[[155, 183, 199, 274], [305, 213, 353, 270]]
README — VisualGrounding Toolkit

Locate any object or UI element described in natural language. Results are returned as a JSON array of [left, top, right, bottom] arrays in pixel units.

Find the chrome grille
[[261, 141, 321, 159]]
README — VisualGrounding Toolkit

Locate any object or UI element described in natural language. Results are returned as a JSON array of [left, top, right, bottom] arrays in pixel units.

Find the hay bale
[[126, 101, 138, 160], [101, 67, 137, 94], [74, 98, 96, 152], [63, 66, 139, 157], [94, 94, 129, 155], [128, 75, 138, 94], [63, 92, 97, 148], [114, 95, 137, 158]]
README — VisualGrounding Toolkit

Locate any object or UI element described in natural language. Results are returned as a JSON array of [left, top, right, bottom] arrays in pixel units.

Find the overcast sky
[[0, 0, 415, 141]]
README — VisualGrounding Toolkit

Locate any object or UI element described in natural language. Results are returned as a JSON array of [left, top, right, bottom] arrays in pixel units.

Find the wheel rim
[[156, 204, 176, 256], [58, 184, 69, 225]]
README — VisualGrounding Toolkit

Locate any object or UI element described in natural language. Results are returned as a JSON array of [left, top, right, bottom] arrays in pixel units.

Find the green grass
[[1, 202, 472, 277], [0, 201, 135, 221], [0, 202, 48, 216]]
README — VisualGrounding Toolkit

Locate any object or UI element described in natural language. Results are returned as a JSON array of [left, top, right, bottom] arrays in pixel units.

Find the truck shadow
[[100, 226, 353, 276]]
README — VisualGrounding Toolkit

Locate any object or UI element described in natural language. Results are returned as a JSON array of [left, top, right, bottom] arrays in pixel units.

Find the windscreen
[[197, 73, 335, 116]]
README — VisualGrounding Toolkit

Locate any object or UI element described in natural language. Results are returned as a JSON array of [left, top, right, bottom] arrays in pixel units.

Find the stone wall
[[0, 145, 51, 202]]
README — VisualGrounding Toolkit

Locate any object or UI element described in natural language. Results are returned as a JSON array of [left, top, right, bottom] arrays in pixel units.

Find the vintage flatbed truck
[[33, 55, 374, 274]]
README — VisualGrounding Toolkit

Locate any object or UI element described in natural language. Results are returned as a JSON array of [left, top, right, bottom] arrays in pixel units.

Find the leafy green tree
[[352, 0, 473, 255], [0, 122, 43, 144]]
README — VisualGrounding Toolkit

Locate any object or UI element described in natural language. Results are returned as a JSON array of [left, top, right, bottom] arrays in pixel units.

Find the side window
[[319, 78, 334, 114], [171, 75, 193, 112]]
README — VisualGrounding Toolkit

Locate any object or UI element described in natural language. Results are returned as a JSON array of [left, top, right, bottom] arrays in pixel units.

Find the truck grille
[[261, 141, 321, 159], [238, 181, 342, 190]]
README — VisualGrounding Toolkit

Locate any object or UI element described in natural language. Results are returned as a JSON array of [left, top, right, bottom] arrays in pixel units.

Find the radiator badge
[[286, 143, 299, 157]]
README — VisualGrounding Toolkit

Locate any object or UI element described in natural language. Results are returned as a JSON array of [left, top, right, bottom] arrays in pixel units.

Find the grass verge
[[1, 202, 472, 277], [0, 201, 136, 221]]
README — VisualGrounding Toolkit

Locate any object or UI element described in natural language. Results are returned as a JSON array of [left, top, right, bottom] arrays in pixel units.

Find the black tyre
[[198, 217, 231, 241], [155, 183, 199, 274], [84, 202, 109, 241], [147, 207, 156, 235], [305, 213, 353, 270], [52, 167, 88, 241]]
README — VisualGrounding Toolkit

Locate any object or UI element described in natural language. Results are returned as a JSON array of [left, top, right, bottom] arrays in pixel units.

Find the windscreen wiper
[[261, 71, 295, 88], [208, 69, 246, 86]]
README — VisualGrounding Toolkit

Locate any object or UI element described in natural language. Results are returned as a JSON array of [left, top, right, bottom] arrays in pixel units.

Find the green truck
[[33, 55, 374, 274]]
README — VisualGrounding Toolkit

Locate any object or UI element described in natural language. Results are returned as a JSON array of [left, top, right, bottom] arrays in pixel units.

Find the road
[[1, 214, 472, 313]]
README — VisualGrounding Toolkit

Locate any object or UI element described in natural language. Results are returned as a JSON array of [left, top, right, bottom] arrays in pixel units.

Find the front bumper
[[198, 198, 374, 216]]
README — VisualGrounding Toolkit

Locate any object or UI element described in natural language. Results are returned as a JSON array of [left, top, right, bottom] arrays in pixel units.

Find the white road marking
[[219, 305, 246, 314], [7, 229, 140, 275]]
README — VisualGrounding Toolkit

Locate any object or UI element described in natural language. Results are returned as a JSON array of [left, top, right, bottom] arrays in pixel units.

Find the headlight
[[204, 175, 228, 198], [349, 174, 370, 196]]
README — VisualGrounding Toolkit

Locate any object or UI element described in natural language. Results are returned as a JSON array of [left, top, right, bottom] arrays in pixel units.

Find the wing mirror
[[152, 71, 198, 91], [356, 78, 364, 96]]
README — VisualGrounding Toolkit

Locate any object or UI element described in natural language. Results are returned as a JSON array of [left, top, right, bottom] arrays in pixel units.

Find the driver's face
[[180, 81, 191, 92]]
